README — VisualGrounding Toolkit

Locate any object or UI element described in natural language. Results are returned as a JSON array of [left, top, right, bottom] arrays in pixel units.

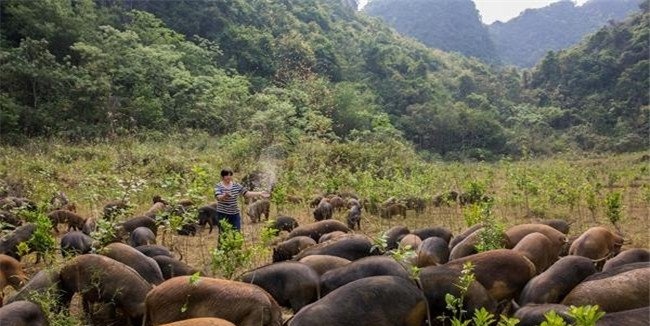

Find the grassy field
[[0, 136, 648, 323], [1, 136, 648, 278]]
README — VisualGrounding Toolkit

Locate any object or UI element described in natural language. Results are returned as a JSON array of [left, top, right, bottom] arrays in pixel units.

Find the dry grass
[[9, 182, 649, 283], [173, 191, 649, 278]]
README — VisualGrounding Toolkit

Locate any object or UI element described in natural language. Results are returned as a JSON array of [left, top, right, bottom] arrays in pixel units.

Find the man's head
[[221, 168, 234, 181]]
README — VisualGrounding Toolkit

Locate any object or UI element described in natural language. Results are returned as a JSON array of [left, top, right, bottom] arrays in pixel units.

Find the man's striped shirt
[[214, 182, 248, 215]]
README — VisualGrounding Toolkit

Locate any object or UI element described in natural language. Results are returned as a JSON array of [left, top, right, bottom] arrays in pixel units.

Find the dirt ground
[[3, 196, 647, 324], [176, 198, 649, 278]]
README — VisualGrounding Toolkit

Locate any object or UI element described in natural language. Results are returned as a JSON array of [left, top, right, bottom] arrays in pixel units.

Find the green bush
[[260, 220, 280, 245], [439, 262, 476, 324], [540, 305, 605, 326], [439, 262, 520, 326], [90, 219, 119, 249], [568, 305, 606, 326], [27, 283, 83, 326], [604, 191, 623, 226], [211, 220, 252, 279], [464, 201, 507, 253], [17, 210, 56, 262]]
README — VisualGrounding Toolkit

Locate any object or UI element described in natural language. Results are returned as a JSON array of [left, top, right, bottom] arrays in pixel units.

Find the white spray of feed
[[259, 159, 278, 192], [257, 148, 280, 192]]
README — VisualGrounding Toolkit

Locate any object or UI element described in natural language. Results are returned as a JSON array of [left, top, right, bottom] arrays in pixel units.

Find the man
[[214, 168, 270, 231]]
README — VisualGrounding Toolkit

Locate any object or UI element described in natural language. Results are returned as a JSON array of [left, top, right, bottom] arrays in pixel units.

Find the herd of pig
[[0, 194, 648, 325]]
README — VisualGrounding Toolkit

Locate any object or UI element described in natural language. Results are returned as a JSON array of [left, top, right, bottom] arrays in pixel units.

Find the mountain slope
[[363, 0, 497, 63], [526, 4, 649, 151], [490, 0, 642, 67]]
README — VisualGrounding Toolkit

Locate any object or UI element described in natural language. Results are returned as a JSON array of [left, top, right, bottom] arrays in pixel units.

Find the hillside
[[363, 0, 498, 63], [526, 3, 649, 152], [0, 0, 647, 159], [361, 0, 641, 67], [490, 0, 643, 67], [0, 0, 519, 160]]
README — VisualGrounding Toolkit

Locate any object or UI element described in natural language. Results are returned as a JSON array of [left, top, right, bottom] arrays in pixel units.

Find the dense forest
[[526, 2, 649, 152], [0, 0, 647, 159]]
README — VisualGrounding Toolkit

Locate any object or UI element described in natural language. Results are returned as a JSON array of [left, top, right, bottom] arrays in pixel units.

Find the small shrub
[[371, 232, 389, 253], [438, 262, 476, 324], [260, 221, 279, 245], [497, 315, 521, 326], [27, 285, 83, 326], [408, 265, 421, 280], [389, 244, 417, 267], [187, 165, 212, 201], [465, 201, 506, 253], [90, 219, 119, 248], [270, 181, 288, 208], [464, 180, 487, 205], [540, 305, 605, 326], [188, 271, 201, 285], [476, 223, 506, 253], [439, 262, 520, 326], [604, 192, 623, 226], [540, 310, 567, 326], [16, 241, 30, 257], [568, 305, 605, 326], [471, 307, 495, 326], [210, 220, 252, 279], [463, 203, 483, 227], [584, 181, 601, 220], [20, 211, 57, 262], [115, 176, 147, 202]]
